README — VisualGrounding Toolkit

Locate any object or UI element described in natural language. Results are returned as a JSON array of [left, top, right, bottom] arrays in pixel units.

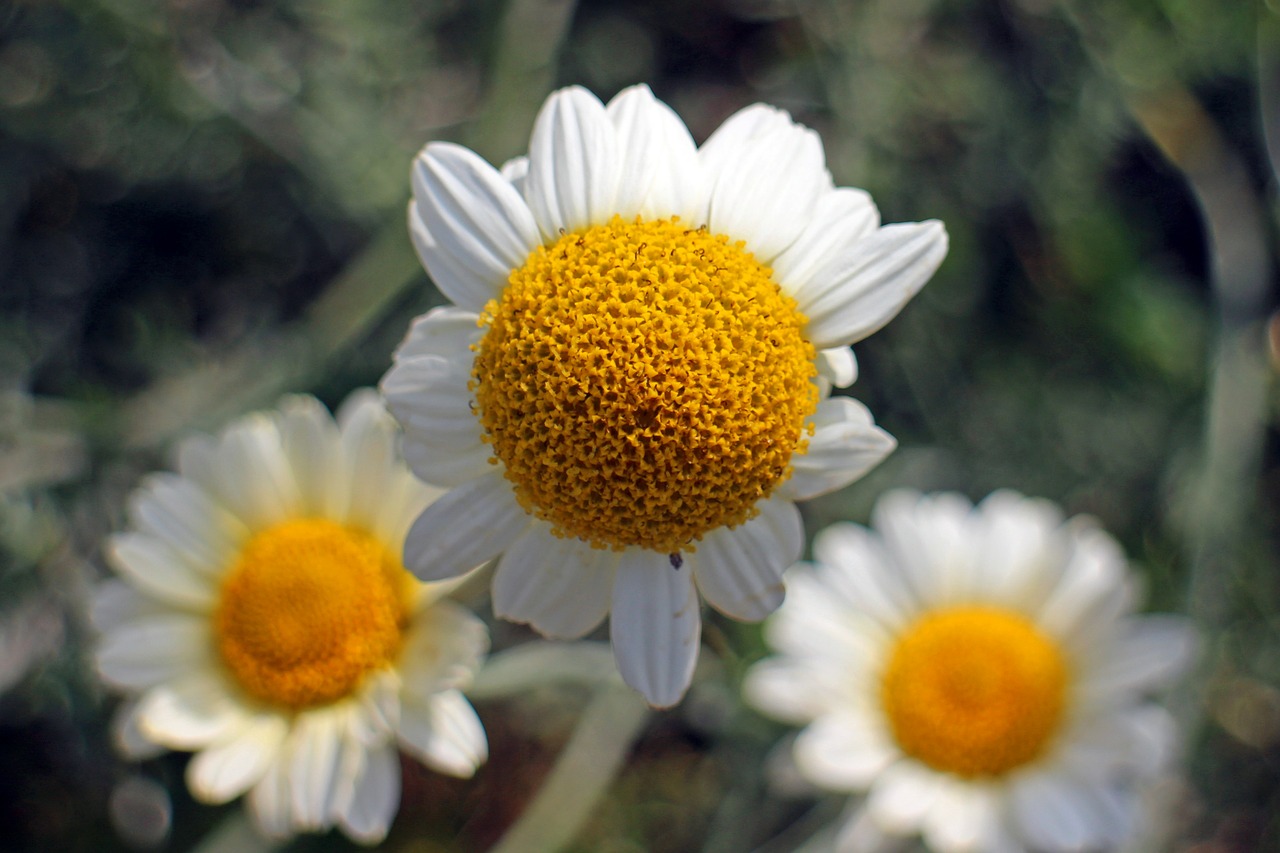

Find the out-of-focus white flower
[[745, 490, 1196, 852], [381, 83, 948, 708], [0, 598, 63, 695], [94, 391, 489, 845]]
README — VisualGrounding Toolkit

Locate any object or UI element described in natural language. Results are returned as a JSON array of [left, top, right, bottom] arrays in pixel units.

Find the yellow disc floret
[[880, 606, 1069, 778], [215, 519, 412, 710], [473, 216, 819, 554]]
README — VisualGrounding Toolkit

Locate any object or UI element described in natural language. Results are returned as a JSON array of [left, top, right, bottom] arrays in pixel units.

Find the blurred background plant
[[0, 0, 1274, 850]]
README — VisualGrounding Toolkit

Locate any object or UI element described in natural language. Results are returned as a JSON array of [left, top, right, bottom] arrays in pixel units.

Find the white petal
[[606, 84, 706, 223], [370, 466, 438, 553], [207, 415, 300, 529], [337, 392, 403, 533], [692, 497, 800, 621], [641, 113, 707, 224], [380, 355, 490, 487], [96, 614, 209, 690], [1120, 705, 1179, 777], [126, 474, 245, 577], [1009, 772, 1096, 852], [1058, 705, 1177, 780], [400, 436, 493, 491], [799, 220, 948, 349], [698, 104, 811, 220], [1036, 523, 1133, 647], [328, 734, 365, 836], [391, 306, 484, 363], [289, 709, 348, 830], [1078, 615, 1197, 698], [1074, 785, 1138, 848], [500, 155, 529, 195], [399, 600, 490, 701], [765, 564, 889, 666], [524, 86, 621, 238], [425, 691, 489, 776], [702, 107, 829, 262], [401, 474, 529, 582], [967, 490, 1066, 611], [810, 522, 914, 628], [247, 754, 294, 839], [871, 490, 976, 609], [91, 580, 167, 635], [174, 433, 220, 495], [610, 549, 701, 708], [338, 743, 400, 844], [106, 533, 216, 609], [354, 671, 401, 744], [186, 713, 288, 804], [743, 658, 844, 724], [772, 187, 880, 293], [699, 103, 786, 159], [111, 699, 169, 760], [339, 388, 385, 434], [816, 346, 858, 389], [793, 713, 896, 791], [834, 805, 897, 853], [983, 826, 1027, 853], [866, 761, 945, 833], [492, 525, 618, 639], [136, 673, 248, 749], [781, 397, 896, 501], [410, 142, 541, 311], [604, 84, 660, 219], [921, 782, 1000, 853], [397, 690, 488, 777], [277, 395, 347, 520], [1061, 592, 1135, 664], [408, 208, 493, 314]]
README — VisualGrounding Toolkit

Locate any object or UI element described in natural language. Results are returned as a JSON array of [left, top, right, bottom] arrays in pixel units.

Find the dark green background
[[0, 0, 1274, 850]]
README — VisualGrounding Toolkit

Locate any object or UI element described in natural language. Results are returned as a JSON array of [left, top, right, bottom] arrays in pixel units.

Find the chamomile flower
[[93, 392, 489, 845], [380, 84, 948, 707], [745, 490, 1197, 853]]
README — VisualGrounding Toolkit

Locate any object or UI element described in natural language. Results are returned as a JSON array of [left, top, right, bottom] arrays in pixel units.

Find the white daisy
[[380, 83, 948, 708], [93, 391, 489, 845], [744, 490, 1197, 853]]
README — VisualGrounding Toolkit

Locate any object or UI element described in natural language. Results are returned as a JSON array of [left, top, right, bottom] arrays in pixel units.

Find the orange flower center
[[214, 518, 412, 709], [473, 215, 818, 553], [879, 606, 1069, 777]]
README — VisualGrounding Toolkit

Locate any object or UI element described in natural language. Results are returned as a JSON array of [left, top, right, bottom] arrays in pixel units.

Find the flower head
[[381, 84, 948, 707], [94, 392, 489, 845], [745, 490, 1197, 852]]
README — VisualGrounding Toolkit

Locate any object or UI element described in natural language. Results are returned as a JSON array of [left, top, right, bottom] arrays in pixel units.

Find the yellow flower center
[[473, 215, 818, 554], [879, 606, 1069, 778], [214, 518, 412, 710]]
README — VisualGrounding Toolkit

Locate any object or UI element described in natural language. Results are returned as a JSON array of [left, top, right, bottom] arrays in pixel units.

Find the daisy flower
[[93, 391, 489, 845], [744, 490, 1197, 853], [380, 83, 948, 708]]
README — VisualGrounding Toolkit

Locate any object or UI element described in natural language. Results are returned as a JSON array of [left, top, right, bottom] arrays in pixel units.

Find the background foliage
[[0, 0, 1275, 850]]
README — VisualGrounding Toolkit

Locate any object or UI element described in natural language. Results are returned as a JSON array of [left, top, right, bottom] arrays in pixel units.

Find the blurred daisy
[[380, 83, 947, 707], [94, 392, 489, 845], [745, 490, 1196, 853]]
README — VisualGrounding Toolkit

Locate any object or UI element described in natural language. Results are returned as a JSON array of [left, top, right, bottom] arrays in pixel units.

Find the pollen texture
[[879, 606, 1069, 778], [473, 215, 818, 553], [215, 519, 410, 709]]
